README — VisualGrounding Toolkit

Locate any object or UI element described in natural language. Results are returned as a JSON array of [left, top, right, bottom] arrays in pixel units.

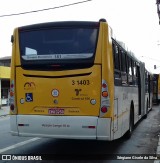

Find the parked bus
[[144, 70, 153, 116], [153, 74, 160, 104], [10, 19, 149, 140]]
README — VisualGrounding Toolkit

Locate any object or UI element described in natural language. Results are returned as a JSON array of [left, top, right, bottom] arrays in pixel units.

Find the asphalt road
[[0, 105, 159, 163]]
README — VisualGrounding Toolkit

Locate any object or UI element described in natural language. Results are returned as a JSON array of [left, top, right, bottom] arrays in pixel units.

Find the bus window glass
[[113, 45, 120, 70], [113, 43, 121, 86], [128, 57, 133, 85], [121, 50, 127, 85], [25, 47, 37, 55], [132, 61, 135, 85], [19, 27, 98, 70], [145, 71, 149, 93]]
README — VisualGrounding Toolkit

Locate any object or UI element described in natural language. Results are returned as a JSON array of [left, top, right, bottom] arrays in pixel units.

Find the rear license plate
[[48, 108, 64, 115]]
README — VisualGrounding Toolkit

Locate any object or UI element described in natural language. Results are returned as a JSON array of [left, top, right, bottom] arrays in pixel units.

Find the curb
[[0, 114, 9, 117]]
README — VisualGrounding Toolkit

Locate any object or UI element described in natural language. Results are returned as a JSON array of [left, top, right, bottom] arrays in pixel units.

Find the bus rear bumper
[[10, 115, 111, 140]]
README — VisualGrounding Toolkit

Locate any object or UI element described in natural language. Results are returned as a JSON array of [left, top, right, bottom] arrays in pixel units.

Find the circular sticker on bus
[[51, 89, 59, 97], [20, 98, 25, 104]]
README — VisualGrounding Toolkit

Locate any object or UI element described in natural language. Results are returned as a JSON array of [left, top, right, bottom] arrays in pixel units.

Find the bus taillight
[[10, 91, 14, 97], [10, 80, 15, 112], [102, 91, 108, 97], [102, 83, 107, 88], [100, 80, 110, 115], [10, 104, 14, 111], [101, 106, 108, 113]]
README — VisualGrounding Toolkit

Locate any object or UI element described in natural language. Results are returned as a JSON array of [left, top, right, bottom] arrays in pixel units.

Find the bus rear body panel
[[15, 65, 101, 116]]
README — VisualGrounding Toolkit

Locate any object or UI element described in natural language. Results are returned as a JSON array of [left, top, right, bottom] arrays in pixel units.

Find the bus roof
[[18, 21, 100, 31]]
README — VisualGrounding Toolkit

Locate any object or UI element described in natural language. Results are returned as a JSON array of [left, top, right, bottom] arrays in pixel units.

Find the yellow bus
[[10, 19, 149, 140], [153, 74, 160, 104], [144, 70, 153, 116]]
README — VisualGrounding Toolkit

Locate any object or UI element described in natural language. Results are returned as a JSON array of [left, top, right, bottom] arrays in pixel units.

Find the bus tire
[[125, 108, 134, 139]]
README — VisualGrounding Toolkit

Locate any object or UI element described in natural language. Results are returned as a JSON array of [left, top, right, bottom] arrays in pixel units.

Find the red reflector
[[88, 126, 96, 129], [10, 104, 14, 111], [102, 83, 107, 88], [18, 124, 24, 126], [82, 126, 96, 129], [101, 106, 108, 113], [18, 124, 29, 126]]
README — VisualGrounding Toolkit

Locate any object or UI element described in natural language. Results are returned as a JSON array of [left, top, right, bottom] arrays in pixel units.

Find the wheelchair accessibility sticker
[[25, 93, 33, 102]]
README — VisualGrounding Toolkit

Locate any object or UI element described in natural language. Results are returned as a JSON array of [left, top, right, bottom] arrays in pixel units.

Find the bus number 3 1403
[[72, 80, 90, 85]]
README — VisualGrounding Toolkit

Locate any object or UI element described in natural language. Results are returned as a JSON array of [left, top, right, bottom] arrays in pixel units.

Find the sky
[[0, 0, 160, 73]]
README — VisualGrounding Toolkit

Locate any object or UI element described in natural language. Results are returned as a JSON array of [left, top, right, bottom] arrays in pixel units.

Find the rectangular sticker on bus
[[48, 108, 64, 115]]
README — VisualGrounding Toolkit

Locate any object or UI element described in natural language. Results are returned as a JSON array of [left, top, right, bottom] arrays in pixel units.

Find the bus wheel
[[125, 109, 134, 139]]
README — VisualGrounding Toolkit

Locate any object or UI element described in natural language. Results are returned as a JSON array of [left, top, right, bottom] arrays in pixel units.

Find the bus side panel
[[97, 118, 111, 140], [114, 86, 123, 139], [158, 75, 160, 101], [113, 85, 140, 139]]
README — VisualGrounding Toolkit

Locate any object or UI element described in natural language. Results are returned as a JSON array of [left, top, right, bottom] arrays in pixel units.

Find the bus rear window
[[19, 26, 98, 70]]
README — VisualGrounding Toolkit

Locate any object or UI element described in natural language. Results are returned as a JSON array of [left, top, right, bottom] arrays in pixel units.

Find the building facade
[[0, 56, 11, 106]]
